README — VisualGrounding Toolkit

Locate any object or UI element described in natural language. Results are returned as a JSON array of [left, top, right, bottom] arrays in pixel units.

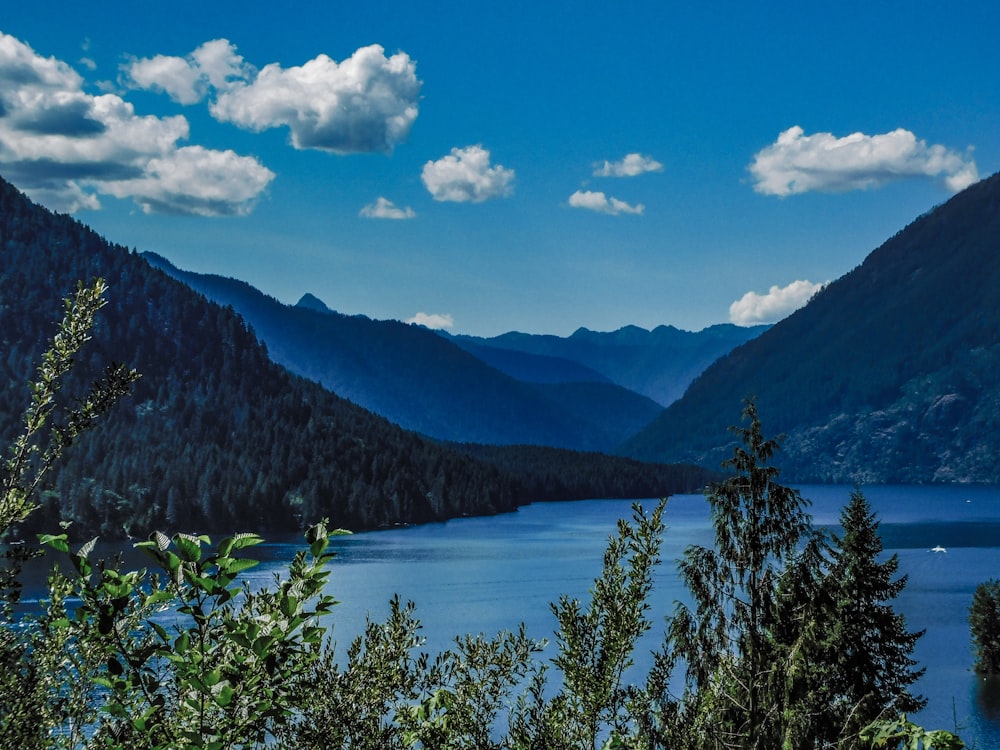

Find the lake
[[12, 483, 1000, 744]]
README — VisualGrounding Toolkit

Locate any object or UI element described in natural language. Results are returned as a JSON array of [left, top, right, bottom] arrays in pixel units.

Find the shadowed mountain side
[[447, 337, 611, 384], [0, 177, 521, 537], [525, 381, 665, 449], [450, 443, 720, 502], [144, 253, 662, 451], [449, 322, 769, 407], [621, 172, 1000, 483]]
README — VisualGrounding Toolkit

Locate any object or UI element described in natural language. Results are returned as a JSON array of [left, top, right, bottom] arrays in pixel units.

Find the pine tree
[[667, 398, 814, 749], [823, 488, 926, 744]]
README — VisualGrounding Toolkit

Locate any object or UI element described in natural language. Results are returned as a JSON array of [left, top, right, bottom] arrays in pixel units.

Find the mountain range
[[3, 158, 998, 544], [143, 253, 765, 452], [622, 171, 1000, 483], [0, 175, 714, 539]]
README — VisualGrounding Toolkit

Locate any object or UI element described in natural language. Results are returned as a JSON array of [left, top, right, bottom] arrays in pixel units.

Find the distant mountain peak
[[296, 293, 332, 314]]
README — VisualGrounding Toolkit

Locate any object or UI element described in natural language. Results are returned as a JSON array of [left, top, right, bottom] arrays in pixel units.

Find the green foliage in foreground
[[1, 498, 964, 750], [860, 715, 965, 749], [0, 278, 139, 536]]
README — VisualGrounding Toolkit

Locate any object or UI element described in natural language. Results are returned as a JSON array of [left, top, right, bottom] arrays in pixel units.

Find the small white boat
[[931, 545, 947, 553]]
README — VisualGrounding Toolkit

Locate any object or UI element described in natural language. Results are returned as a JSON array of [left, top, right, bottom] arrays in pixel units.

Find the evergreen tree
[[667, 398, 814, 749], [775, 489, 925, 748], [970, 579, 1000, 674], [827, 488, 925, 740]]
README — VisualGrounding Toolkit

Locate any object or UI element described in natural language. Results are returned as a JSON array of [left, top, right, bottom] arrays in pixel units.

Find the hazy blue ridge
[[450, 322, 769, 407], [145, 252, 663, 452], [620, 171, 1000, 484]]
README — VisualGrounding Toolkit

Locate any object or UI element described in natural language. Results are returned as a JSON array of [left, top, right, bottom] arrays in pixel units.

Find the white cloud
[[210, 44, 420, 153], [101, 145, 275, 216], [360, 196, 415, 219], [729, 279, 825, 326], [408, 312, 454, 330], [124, 40, 420, 155], [0, 31, 274, 215], [750, 126, 979, 196], [123, 40, 252, 105], [124, 52, 209, 105], [421, 145, 514, 202], [593, 153, 663, 177], [568, 189, 644, 215]]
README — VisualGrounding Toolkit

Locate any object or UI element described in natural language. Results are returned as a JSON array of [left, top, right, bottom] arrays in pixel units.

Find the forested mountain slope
[[143, 253, 663, 451], [622, 172, 1000, 483], [0, 177, 522, 537], [0, 176, 709, 539]]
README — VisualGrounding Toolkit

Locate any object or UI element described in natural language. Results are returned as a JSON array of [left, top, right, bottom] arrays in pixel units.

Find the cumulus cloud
[[360, 196, 415, 219], [421, 145, 514, 202], [122, 39, 251, 105], [750, 126, 978, 196], [100, 145, 275, 216], [729, 279, 825, 326], [568, 189, 644, 215], [408, 312, 454, 330], [0, 31, 274, 215], [209, 44, 420, 153], [593, 152, 663, 177]]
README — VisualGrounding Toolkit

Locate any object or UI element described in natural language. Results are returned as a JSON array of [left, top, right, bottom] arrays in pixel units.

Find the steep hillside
[[0, 176, 711, 540], [451, 323, 769, 406], [0, 177, 520, 537], [622, 172, 1000, 483], [144, 253, 663, 451]]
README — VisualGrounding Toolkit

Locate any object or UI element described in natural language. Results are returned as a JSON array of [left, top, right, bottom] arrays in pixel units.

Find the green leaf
[[217, 536, 235, 558], [219, 556, 259, 576], [38, 533, 70, 554], [230, 532, 264, 550], [214, 683, 235, 707], [175, 533, 202, 563]]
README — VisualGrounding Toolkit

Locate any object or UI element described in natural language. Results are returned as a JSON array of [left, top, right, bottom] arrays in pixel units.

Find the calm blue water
[[13, 485, 1000, 745]]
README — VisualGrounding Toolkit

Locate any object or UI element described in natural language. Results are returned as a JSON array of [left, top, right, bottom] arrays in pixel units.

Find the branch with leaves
[[1, 278, 139, 536]]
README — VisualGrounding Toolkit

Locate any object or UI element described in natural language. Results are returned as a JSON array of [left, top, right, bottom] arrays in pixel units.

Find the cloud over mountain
[[593, 153, 663, 177], [0, 31, 273, 215], [750, 126, 978, 196], [360, 196, 415, 219], [407, 312, 454, 330], [421, 145, 514, 202], [729, 279, 824, 325], [568, 190, 644, 215]]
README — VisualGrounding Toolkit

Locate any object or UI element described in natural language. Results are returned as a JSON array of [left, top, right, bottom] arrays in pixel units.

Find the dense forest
[[0, 175, 708, 539], [451, 443, 717, 502]]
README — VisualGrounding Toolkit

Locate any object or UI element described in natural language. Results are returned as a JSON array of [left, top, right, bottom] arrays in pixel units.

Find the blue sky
[[2, 1, 997, 336]]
